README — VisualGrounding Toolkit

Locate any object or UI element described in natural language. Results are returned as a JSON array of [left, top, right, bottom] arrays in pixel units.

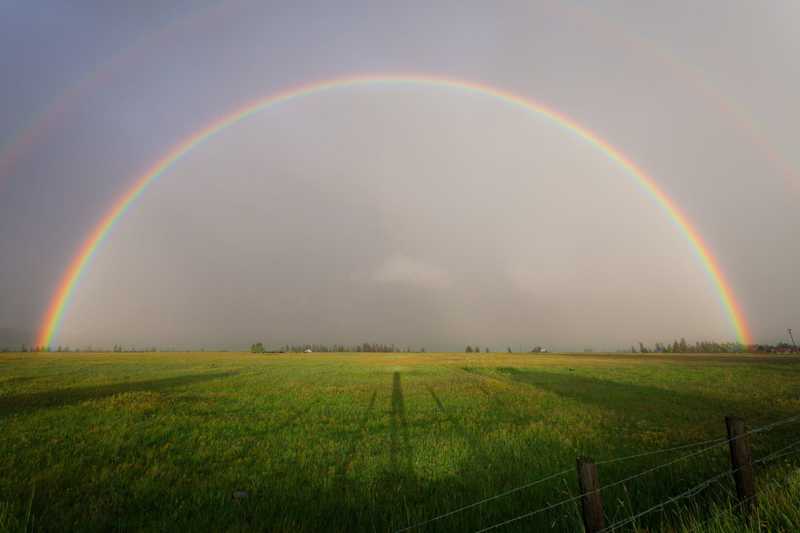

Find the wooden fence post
[[577, 456, 604, 533], [725, 416, 755, 511]]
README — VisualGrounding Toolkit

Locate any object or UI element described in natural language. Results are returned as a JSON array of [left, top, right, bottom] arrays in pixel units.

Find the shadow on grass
[[10, 370, 781, 533], [490, 367, 798, 434], [0, 376, 38, 386], [335, 390, 377, 480], [9, 368, 797, 532], [390, 372, 413, 477], [0, 371, 238, 417], [245, 399, 320, 441], [469, 378, 531, 426], [496, 367, 712, 416], [274, 401, 318, 433], [427, 385, 493, 466]]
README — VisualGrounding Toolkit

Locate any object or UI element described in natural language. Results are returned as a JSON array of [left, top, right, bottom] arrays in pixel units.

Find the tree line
[[630, 338, 798, 354], [3, 345, 159, 353], [251, 342, 425, 353], [3, 338, 796, 354]]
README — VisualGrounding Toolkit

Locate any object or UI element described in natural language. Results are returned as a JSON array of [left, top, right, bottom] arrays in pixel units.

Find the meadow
[[0, 351, 798, 532]]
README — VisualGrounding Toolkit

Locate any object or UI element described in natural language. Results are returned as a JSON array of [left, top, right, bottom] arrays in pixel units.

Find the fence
[[397, 413, 800, 533]]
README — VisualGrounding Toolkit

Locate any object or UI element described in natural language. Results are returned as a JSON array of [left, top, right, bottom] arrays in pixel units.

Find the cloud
[[370, 254, 452, 290]]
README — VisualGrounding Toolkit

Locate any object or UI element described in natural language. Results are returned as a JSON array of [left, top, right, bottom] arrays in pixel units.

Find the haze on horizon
[[1, 1, 798, 351]]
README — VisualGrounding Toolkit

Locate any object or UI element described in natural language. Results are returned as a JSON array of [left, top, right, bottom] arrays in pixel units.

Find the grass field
[[0, 351, 798, 532]]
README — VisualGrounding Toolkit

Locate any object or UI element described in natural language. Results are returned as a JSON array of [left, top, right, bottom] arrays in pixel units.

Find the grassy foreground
[[0, 351, 798, 532]]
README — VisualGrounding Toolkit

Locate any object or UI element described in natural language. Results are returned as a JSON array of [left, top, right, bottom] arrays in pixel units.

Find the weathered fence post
[[725, 416, 755, 510], [577, 456, 604, 533]]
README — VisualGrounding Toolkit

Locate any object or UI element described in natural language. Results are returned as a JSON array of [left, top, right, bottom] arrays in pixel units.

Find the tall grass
[[677, 465, 800, 532]]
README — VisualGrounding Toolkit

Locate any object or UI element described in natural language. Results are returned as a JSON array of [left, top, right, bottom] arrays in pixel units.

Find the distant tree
[[485, 347, 489, 353], [679, 338, 688, 352], [465, 345, 473, 353], [630, 345, 637, 353], [251, 342, 264, 354], [507, 347, 512, 353]]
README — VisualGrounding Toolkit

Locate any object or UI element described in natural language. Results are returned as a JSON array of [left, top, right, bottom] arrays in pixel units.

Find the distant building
[[304, 348, 312, 353]]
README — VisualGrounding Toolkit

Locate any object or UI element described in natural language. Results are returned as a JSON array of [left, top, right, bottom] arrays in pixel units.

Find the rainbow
[[5, 3, 796, 200], [564, 3, 800, 194], [36, 74, 753, 347]]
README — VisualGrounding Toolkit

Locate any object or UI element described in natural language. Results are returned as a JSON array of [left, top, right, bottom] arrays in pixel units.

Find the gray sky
[[1, 1, 798, 350]]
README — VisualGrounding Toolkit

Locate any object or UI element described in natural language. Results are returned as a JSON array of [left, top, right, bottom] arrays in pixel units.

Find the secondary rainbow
[[36, 73, 753, 347], [0, 1, 235, 187]]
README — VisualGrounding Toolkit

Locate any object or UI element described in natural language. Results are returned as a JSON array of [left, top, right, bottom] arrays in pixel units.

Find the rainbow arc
[[36, 74, 752, 347]]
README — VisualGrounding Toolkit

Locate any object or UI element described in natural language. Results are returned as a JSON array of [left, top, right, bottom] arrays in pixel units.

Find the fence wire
[[469, 413, 800, 533], [394, 467, 574, 532], [598, 436, 800, 532], [685, 457, 800, 533], [473, 439, 729, 533], [395, 437, 724, 533]]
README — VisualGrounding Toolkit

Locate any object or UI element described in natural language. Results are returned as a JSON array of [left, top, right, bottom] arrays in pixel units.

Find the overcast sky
[[1, 1, 798, 350]]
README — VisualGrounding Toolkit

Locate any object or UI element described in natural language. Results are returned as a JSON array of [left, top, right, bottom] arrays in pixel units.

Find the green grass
[[678, 465, 800, 532], [0, 351, 798, 532]]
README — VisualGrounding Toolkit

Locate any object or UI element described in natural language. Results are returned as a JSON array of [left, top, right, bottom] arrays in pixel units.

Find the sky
[[0, 1, 798, 351]]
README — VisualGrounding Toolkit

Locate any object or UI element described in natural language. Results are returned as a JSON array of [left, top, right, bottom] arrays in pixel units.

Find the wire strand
[[685, 461, 799, 533], [394, 467, 573, 532], [398, 435, 730, 531], [472, 414, 800, 533], [473, 491, 585, 533], [600, 436, 800, 532], [754, 437, 800, 466], [396, 436, 733, 532], [397, 413, 800, 532], [595, 435, 727, 466]]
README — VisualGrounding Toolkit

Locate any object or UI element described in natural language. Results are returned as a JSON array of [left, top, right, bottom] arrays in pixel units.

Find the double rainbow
[[36, 74, 752, 347]]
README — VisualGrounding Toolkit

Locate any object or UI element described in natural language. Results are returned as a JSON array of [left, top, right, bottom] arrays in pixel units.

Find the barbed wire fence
[[598, 437, 800, 532], [683, 457, 800, 533], [396, 413, 800, 533]]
